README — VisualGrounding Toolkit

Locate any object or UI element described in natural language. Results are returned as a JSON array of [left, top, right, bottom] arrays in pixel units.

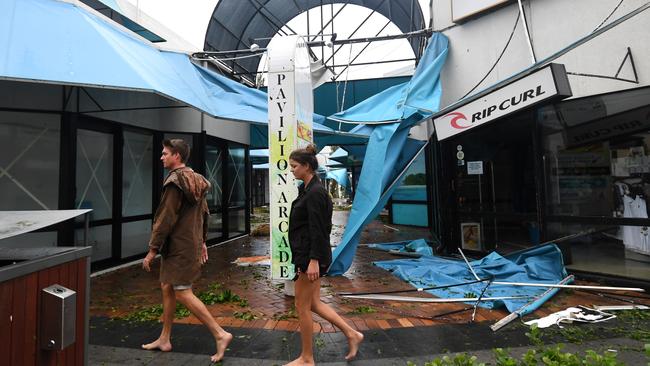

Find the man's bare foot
[[345, 330, 364, 360], [284, 356, 315, 366], [141, 338, 172, 352], [210, 331, 233, 363]]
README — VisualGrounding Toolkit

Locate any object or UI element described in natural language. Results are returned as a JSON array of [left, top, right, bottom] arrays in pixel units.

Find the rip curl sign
[[267, 35, 314, 280], [434, 64, 571, 140]]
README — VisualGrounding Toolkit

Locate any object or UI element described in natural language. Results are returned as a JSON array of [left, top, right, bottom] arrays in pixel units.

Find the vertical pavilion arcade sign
[[268, 36, 314, 280]]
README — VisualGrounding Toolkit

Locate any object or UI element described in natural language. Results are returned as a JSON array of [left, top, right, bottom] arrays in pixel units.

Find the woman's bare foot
[[345, 330, 364, 360], [210, 331, 233, 363], [141, 338, 172, 352], [284, 356, 315, 366]]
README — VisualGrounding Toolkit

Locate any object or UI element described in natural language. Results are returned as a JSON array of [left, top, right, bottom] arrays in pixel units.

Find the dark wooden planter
[[0, 247, 91, 366]]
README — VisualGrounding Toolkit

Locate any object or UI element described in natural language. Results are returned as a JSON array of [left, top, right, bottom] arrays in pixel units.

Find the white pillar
[[267, 36, 314, 282]]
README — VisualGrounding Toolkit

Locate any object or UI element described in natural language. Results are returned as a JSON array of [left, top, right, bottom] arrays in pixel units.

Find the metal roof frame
[[203, 0, 427, 85]]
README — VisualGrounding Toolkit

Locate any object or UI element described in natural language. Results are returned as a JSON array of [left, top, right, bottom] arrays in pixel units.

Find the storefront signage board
[[268, 36, 314, 280], [467, 161, 483, 175], [434, 63, 571, 141]]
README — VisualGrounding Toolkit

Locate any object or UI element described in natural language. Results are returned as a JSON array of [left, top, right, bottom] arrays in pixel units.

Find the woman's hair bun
[[289, 144, 319, 171], [304, 144, 318, 156]]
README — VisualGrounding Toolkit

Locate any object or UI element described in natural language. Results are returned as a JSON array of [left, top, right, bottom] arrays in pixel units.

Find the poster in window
[[461, 222, 481, 250]]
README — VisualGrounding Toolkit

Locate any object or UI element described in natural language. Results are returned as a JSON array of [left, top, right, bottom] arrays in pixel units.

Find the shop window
[[540, 87, 650, 220], [252, 169, 269, 207], [121, 220, 152, 258], [205, 143, 224, 240], [75, 225, 112, 261], [540, 87, 650, 263], [0, 111, 60, 211], [227, 145, 247, 237], [76, 129, 114, 221], [546, 222, 650, 281], [391, 151, 428, 227], [122, 130, 153, 217]]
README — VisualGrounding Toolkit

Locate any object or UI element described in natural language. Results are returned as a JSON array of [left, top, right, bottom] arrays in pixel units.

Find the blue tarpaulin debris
[[327, 33, 448, 275], [325, 168, 349, 188], [373, 243, 570, 313], [0, 0, 366, 149], [328, 33, 449, 125], [327, 128, 426, 276], [368, 239, 433, 257]]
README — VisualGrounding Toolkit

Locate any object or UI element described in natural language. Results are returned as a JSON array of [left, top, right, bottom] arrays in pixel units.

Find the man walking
[[142, 138, 232, 363]]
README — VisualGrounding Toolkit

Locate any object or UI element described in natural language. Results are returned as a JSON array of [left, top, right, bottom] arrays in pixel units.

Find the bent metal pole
[[457, 248, 645, 293], [490, 281, 644, 292], [342, 294, 530, 303], [490, 275, 575, 332]]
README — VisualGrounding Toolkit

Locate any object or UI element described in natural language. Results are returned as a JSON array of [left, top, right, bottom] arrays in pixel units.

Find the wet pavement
[[89, 210, 650, 365], [90, 322, 649, 365]]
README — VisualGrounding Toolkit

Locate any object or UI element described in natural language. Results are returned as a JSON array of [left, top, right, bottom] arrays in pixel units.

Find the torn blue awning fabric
[[328, 33, 449, 125], [325, 168, 349, 188], [368, 239, 433, 257], [327, 33, 449, 276], [373, 243, 570, 313], [0, 0, 366, 149]]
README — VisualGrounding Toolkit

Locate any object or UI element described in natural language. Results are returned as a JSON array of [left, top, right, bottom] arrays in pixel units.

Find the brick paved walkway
[[90, 211, 639, 334]]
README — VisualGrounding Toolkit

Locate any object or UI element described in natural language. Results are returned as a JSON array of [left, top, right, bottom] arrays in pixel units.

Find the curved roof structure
[[204, 0, 426, 84]]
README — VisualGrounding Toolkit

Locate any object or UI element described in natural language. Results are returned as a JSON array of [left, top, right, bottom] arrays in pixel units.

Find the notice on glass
[[467, 161, 483, 175]]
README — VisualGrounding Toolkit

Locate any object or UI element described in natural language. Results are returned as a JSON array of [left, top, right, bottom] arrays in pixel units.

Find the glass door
[[121, 129, 154, 258], [227, 144, 247, 238], [205, 141, 225, 241], [447, 111, 540, 254]]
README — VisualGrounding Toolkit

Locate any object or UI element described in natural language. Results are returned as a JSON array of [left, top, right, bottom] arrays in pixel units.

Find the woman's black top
[[288, 176, 333, 275]]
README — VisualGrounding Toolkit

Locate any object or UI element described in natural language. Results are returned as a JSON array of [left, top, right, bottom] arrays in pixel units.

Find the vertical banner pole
[[268, 36, 314, 283]]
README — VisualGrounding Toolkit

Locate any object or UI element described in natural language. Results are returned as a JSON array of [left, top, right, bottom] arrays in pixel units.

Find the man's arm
[[143, 186, 183, 272], [202, 203, 210, 243], [200, 203, 210, 265], [149, 185, 183, 251]]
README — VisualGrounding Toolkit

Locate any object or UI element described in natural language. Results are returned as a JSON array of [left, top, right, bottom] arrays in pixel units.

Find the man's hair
[[162, 139, 190, 163]]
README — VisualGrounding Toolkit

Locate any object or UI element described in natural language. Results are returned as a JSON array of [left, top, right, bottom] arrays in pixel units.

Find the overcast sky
[[126, 0, 432, 81]]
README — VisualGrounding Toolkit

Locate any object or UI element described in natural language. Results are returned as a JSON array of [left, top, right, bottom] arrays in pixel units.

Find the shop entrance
[[68, 118, 156, 265], [441, 111, 540, 254]]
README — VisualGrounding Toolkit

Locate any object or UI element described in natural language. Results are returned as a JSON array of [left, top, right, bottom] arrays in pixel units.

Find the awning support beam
[[323, 0, 390, 65], [193, 27, 433, 58], [333, 19, 392, 80]]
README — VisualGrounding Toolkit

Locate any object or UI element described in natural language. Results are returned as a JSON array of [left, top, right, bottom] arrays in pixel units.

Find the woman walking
[[286, 145, 364, 366]]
